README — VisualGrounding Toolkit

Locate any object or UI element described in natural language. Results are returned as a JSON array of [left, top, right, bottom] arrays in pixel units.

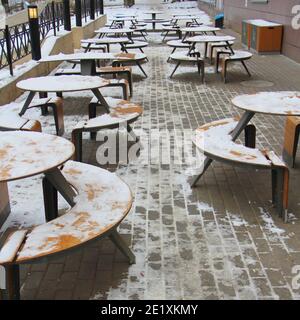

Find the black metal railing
[[0, 0, 104, 75], [0, 1, 65, 74]]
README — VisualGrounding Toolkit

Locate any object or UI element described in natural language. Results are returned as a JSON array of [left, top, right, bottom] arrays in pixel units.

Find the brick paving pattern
[[14, 11, 300, 300]]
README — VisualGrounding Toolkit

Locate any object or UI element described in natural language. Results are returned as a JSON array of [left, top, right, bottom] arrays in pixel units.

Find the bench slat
[[0, 230, 27, 265]]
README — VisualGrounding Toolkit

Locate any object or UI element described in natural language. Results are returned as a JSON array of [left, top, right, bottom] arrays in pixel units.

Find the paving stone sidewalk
[[15, 18, 300, 300]]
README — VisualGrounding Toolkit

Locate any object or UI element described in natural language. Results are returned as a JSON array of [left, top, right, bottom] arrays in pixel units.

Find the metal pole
[[27, 5, 41, 61], [75, 0, 82, 27], [90, 0, 95, 20], [63, 0, 71, 31], [51, 1, 56, 36], [4, 25, 13, 76], [99, 0, 103, 14]]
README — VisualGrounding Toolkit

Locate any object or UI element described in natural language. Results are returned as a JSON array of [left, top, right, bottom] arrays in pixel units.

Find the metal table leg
[[44, 167, 76, 207], [91, 88, 110, 113], [18, 91, 36, 117]]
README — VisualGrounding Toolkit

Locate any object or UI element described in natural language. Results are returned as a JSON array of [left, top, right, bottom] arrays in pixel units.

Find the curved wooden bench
[[0, 103, 41, 133], [167, 39, 191, 62], [0, 160, 135, 299], [193, 118, 289, 221], [217, 50, 252, 83], [208, 40, 234, 64], [283, 116, 300, 168], [0, 98, 64, 136], [112, 52, 148, 78], [169, 51, 205, 83], [72, 97, 143, 161]]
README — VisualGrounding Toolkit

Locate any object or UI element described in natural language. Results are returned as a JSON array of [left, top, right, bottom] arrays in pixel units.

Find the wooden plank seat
[[208, 41, 234, 64], [216, 50, 252, 83], [112, 52, 148, 78], [72, 97, 143, 161], [193, 118, 289, 221], [0, 160, 135, 299], [169, 51, 205, 83], [0, 97, 64, 135], [283, 116, 300, 168]]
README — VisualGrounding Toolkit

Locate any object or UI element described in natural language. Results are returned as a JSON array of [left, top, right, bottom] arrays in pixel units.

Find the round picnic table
[[81, 37, 130, 52], [143, 11, 165, 29], [191, 91, 300, 187], [0, 131, 76, 220], [181, 26, 220, 34], [0, 131, 74, 182], [17, 75, 110, 117], [95, 27, 134, 39], [187, 34, 236, 58]]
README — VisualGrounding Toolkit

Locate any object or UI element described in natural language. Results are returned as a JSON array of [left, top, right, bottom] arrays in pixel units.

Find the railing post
[[90, 0, 95, 20], [63, 0, 71, 31], [4, 25, 13, 76], [75, 0, 82, 27], [100, 0, 103, 14], [27, 4, 41, 61], [51, 1, 56, 36]]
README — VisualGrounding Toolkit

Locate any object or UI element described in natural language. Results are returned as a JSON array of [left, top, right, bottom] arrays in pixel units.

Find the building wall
[[223, 0, 300, 63]]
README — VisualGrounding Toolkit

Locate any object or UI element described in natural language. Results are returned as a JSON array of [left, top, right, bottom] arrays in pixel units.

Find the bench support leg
[[244, 124, 256, 148], [190, 158, 213, 187], [272, 168, 289, 222], [282, 121, 300, 168], [241, 60, 251, 77], [5, 265, 20, 300], [170, 61, 181, 78], [72, 130, 83, 162], [42, 177, 58, 222], [192, 111, 255, 187], [136, 61, 148, 78], [109, 230, 136, 264]]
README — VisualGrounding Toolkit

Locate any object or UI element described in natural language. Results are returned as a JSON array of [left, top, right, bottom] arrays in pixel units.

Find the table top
[[39, 52, 115, 63], [144, 11, 163, 14], [111, 17, 136, 21], [172, 16, 201, 21], [81, 37, 129, 45], [0, 131, 74, 182], [17, 75, 110, 93], [95, 27, 133, 34], [181, 26, 220, 33], [187, 35, 236, 43], [232, 91, 300, 116]]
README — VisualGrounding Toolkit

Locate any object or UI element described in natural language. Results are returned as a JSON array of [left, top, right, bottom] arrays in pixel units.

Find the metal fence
[[0, 0, 104, 75]]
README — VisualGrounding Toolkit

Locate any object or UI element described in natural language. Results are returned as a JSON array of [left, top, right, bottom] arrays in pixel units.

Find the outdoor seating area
[[1, 0, 300, 302]]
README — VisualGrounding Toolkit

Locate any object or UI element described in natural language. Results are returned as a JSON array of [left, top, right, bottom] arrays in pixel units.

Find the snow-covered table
[[81, 37, 130, 52], [39, 52, 117, 75], [191, 91, 300, 187], [95, 27, 134, 39], [187, 34, 236, 58], [181, 26, 220, 34], [0, 131, 76, 221], [17, 75, 110, 117]]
